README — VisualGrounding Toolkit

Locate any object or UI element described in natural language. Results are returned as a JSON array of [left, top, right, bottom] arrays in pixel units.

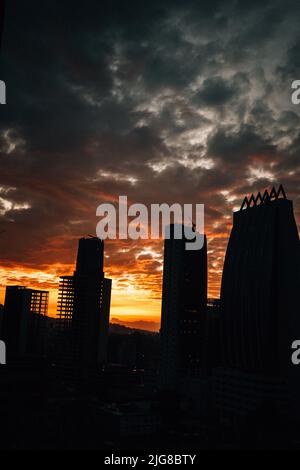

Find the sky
[[0, 0, 300, 330]]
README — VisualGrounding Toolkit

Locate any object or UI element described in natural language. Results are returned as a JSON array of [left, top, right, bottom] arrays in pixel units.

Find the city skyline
[[0, 184, 299, 331], [0, 185, 299, 331], [1, 1, 300, 329], [0, 182, 299, 449], [2, 0, 300, 452]]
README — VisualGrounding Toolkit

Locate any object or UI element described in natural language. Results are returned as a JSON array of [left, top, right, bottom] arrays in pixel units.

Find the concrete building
[[57, 237, 111, 377], [217, 186, 300, 422], [3, 286, 49, 359], [159, 224, 207, 390]]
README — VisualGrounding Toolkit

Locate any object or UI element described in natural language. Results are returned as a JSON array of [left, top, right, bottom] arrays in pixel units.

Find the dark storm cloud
[[0, 0, 300, 294], [207, 124, 277, 163], [195, 76, 236, 106], [277, 38, 300, 81], [194, 73, 250, 107]]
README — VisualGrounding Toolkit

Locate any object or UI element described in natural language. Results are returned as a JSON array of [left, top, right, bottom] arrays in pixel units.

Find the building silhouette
[[215, 186, 300, 425], [3, 286, 49, 360], [159, 224, 207, 390], [57, 237, 112, 377], [202, 299, 221, 375]]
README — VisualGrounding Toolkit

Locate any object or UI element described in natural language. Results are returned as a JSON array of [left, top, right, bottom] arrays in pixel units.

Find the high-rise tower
[[159, 224, 207, 390], [57, 237, 111, 376], [217, 186, 300, 421]]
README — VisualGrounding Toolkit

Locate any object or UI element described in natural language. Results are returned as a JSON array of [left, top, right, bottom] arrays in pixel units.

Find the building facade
[[3, 286, 49, 359], [57, 237, 111, 376], [217, 186, 300, 421], [159, 224, 207, 390]]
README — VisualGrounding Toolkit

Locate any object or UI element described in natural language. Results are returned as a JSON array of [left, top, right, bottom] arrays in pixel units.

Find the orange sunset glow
[[0, 222, 229, 330], [1, 191, 299, 331]]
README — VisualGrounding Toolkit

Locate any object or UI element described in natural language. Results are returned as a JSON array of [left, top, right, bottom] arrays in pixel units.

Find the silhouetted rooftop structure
[[240, 184, 286, 210]]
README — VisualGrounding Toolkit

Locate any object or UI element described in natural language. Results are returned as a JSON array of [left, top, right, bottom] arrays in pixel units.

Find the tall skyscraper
[[57, 237, 111, 376], [3, 286, 49, 360], [216, 186, 300, 423], [159, 224, 207, 390]]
